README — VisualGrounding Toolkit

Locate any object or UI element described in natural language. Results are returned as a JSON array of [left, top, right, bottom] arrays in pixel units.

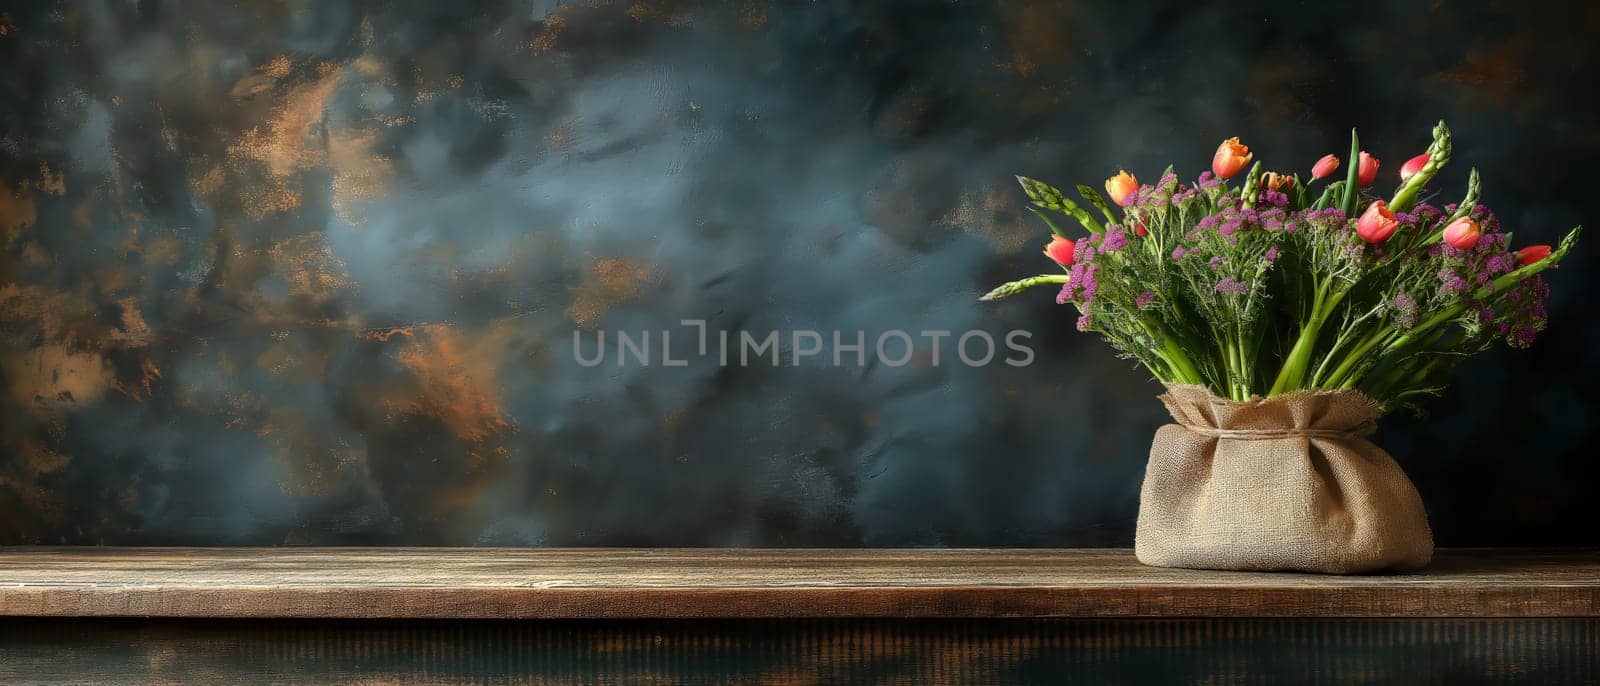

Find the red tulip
[[1044, 235, 1076, 266], [1400, 153, 1429, 182], [1441, 217, 1480, 250], [1355, 200, 1399, 244], [1516, 244, 1552, 266], [1104, 170, 1138, 207], [1311, 154, 1340, 180], [1212, 137, 1253, 180], [1356, 152, 1380, 187], [1134, 222, 1148, 237]]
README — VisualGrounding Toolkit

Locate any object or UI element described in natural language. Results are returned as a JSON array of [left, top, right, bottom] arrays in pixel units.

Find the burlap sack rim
[[1158, 382, 1386, 420]]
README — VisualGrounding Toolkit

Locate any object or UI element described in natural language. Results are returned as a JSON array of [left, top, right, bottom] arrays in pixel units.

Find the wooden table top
[[0, 548, 1595, 619]]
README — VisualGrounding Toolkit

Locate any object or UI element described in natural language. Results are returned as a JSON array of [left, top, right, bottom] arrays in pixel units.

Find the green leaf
[[1028, 207, 1068, 238], [1340, 128, 1360, 215], [1313, 180, 1344, 210]]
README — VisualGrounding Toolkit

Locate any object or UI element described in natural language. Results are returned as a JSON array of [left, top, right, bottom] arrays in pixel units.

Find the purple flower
[[1076, 314, 1093, 332], [1171, 246, 1188, 260], [1099, 223, 1129, 252], [1215, 278, 1249, 295], [1263, 245, 1280, 262], [1072, 239, 1094, 265], [1392, 293, 1419, 329], [1196, 171, 1220, 190], [1437, 267, 1469, 296], [1209, 255, 1224, 270], [1134, 291, 1156, 309], [1513, 327, 1538, 347], [1063, 261, 1100, 305], [1055, 283, 1072, 305]]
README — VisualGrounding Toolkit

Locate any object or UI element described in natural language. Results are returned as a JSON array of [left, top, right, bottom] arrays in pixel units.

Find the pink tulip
[[1104, 170, 1138, 207], [1311, 154, 1340, 180], [1357, 152, 1379, 187], [1355, 200, 1399, 244], [1441, 217, 1480, 250], [1399, 153, 1429, 181], [1044, 235, 1076, 266], [1516, 244, 1552, 266], [1211, 137, 1253, 180]]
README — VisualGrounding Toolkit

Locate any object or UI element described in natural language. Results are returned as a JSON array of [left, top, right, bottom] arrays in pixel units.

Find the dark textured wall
[[1, 1, 1595, 546]]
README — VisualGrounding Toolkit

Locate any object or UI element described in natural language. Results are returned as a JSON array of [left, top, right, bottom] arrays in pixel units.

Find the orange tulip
[[1516, 244, 1552, 265], [1044, 235, 1077, 266], [1211, 137, 1252, 180], [1311, 154, 1340, 180], [1400, 153, 1429, 182], [1442, 217, 1480, 250], [1104, 170, 1139, 207], [1357, 152, 1380, 187], [1355, 200, 1399, 244]]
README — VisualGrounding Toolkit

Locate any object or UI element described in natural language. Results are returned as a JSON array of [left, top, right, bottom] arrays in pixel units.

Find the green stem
[[1388, 121, 1451, 214], [1320, 326, 1395, 389], [1269, 279, 1345, 395], [978, 274, 1068, 301], [1139, 317, 1202, 386]]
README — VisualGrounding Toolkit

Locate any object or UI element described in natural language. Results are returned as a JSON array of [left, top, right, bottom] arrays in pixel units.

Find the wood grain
[[6, 618, 1597, 684], [0, 548, 1596, 619]]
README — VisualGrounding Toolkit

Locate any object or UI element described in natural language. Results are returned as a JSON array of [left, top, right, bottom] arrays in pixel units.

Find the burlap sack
[[1134, 383, 1433, 574]]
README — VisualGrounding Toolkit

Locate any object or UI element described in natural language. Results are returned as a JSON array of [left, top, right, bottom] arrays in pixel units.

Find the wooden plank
[[0, 548, 1595, 619], [4, 618, 1597, 684]]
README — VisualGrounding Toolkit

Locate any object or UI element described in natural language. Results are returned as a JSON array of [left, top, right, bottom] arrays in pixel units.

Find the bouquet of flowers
[[984, 122, 1579, 408], [984, 122, 1581, 574]]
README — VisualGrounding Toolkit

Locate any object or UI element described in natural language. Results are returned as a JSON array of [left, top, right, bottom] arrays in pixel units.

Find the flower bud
[[1357, 152, 1380, 187], [1211, 137, 1253, 180], [1441, 217, 1480, 250], [1355, 200, 1399, 244], [1104, 170, 1138, 207], [1311, 154, 1340, 180], [1262, 171, 1293, 191], [1400, 153, 1429, 181], [1516, 244, 1552, 266], [1043, 235, 1077, 266]]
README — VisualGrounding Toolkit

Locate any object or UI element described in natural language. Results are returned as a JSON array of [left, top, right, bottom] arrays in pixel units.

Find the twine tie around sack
[[1179, 423, 1376, 440]]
